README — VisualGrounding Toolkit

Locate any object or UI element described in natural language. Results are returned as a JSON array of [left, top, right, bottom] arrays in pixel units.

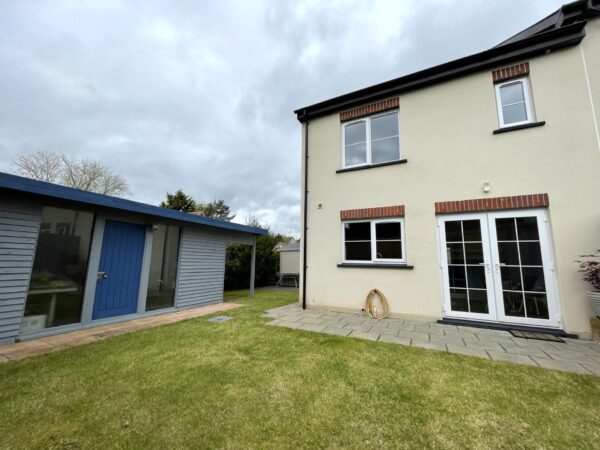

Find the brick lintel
[[435, 194, 549, 214], [340, 205, 405, 220]]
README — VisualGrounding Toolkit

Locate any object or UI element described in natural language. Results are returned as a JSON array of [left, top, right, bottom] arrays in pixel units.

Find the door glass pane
[[464, 243, 484, 264], [501, 267, 522, 291], [462, 220, 482, 241], [495, 215, 549, 320], [525, 293, 549, 319], [444, 219, 489, 315], [448, 265, 466, 288], [469, 290, 489, 314], [444, 221, 462, 242], [516, 217, 539, 240], [503, 291, 525, 317], [519, 242, 542, 266], [21, 207, 94, 332], [146, 225, 180, 312], [498, 242, 519, 265], [450, 289, 468, 312], [466, 266, 486, 289], [371, 138, 400, 164], [522, 267, 545, 292], [446, 243, 464, 264], [495, 218, 516, 241]]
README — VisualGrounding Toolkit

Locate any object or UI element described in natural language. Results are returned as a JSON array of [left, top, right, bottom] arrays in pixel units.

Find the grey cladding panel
[[175, 227, 227, 308], [0, 200, 41, 343]]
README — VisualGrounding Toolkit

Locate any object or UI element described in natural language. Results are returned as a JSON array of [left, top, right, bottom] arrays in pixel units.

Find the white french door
[[438, 209, 560, 328]]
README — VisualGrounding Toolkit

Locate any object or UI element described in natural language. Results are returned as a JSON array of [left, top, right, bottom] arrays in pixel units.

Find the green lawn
[[1, 289, 600, 449]]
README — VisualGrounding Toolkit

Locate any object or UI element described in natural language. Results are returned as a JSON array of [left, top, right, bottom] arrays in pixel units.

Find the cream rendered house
[[294, 0, 600, 339]]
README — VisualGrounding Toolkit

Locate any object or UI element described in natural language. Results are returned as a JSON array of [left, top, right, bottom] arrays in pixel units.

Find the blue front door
[[92, 220, 146, 320]]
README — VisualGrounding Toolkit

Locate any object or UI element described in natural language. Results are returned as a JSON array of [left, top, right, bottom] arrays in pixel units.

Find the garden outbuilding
[[0, 172, 266, 344]]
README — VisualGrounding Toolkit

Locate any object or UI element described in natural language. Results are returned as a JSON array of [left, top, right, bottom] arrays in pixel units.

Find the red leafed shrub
[[577, 249, 600, 291]]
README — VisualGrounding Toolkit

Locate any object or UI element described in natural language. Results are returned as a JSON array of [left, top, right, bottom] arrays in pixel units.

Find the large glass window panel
[[344, 143, 367, 166], [21, 207, 94, 332], [370, 113, 398, 140], [500, 82, 525, 105], [371, 138, 400, 164], [376, 241, 402, 259], [344, 121, 366, 145], [344, 222, 370, 241], [345, 242, 371, 260], [146, 225, 181, 311], [502, 103, 528, 124]]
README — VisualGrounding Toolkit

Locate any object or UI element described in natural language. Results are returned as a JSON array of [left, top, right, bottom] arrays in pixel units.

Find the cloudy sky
[[0, 0, 565, 236]]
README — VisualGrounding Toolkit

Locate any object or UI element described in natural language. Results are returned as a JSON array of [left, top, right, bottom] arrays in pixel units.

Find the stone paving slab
[[264, 304, 600, 376], [0, 302, 242, 363]]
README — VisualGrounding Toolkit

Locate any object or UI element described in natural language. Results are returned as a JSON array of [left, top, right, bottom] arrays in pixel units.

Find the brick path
[[265, 304, 600, 376], [0, 302, 241, 363]]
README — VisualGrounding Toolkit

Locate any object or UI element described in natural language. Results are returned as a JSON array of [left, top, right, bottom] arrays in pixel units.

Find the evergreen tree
[[159, 189, 197, 212], [196, 199, 235, 221]]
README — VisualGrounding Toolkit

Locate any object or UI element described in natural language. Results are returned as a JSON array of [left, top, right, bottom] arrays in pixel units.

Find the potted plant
[[577, 249, 600, 318]]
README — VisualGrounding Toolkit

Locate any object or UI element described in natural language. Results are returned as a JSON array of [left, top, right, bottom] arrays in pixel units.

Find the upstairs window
[[495, 77, 534, 128], [343, 219, 405, 263], [343, 111, 400, 168]]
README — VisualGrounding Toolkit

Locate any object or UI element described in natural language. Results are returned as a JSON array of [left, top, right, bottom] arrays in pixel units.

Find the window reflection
[[146, 225, 180, 311], [21, 207, 94, 333]]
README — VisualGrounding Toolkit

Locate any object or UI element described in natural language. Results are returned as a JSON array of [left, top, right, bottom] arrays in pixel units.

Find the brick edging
[[492, 62, 530, 83], [435, 194, 548, 214], [341, 205, 405, 220], [340, 98, 399, 122]]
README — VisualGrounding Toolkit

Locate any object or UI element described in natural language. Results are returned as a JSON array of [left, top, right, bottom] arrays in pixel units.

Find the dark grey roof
[[0, 171, 267, 235], [280, 241, 300, 252], [294, 0, 600, 122]]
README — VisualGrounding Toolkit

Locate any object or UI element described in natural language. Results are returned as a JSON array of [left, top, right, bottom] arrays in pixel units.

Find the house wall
[[0, 199, 41, 343], [302, 26, 600, 337], [280, 251, 300, 275], [175, 227, 228, 308]]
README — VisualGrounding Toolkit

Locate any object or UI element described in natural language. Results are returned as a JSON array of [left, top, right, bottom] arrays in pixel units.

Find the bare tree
[[11, 150, 129, 196], [13, 150, 62, 183]]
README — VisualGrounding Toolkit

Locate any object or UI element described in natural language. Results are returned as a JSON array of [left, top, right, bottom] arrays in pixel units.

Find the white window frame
[[341, 110, 401, 169], [495, 77, 534, 128], [342, 218, 406, 264]]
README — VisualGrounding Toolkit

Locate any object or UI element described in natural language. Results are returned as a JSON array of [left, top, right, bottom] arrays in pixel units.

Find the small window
[[342, 111, 400, 168], [495, 77, 534, 127], [343, 219, 405, 263]]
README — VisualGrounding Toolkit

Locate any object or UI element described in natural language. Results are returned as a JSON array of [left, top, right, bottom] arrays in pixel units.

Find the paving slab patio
[[265, 304, 600, 376], [0, 302, 242, 363]]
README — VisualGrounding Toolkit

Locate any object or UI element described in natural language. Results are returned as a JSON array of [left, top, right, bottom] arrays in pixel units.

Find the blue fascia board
[[0, 171, 268, 235]]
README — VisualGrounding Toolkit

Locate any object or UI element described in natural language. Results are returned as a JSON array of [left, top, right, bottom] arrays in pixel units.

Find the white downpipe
[[580, 44, 600, 153]]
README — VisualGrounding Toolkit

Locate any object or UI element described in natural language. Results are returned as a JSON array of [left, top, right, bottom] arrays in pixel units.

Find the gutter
[[294, 21, 587, 122], [300, 113, 309, 309]]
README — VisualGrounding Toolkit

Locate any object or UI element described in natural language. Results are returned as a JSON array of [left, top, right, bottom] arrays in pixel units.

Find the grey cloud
[[0, 0, 565, 237]]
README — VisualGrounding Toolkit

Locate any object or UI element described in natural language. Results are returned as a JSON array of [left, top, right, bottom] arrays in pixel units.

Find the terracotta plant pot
[[588, 291, 600, 318]]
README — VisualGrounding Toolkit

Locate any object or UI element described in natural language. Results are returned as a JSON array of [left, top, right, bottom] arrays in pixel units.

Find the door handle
[[494, 262, 506, 273], [97, 272, 108, 283], [478, 262, 491, 273]]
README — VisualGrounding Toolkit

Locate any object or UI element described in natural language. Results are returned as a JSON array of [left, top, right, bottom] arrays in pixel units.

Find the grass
[[1, 289, 600, 449]]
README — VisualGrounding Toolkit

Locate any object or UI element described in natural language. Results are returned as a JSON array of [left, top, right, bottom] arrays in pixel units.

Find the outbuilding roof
[[280, 241, 300, 252], [0, 171, 267, 235]]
